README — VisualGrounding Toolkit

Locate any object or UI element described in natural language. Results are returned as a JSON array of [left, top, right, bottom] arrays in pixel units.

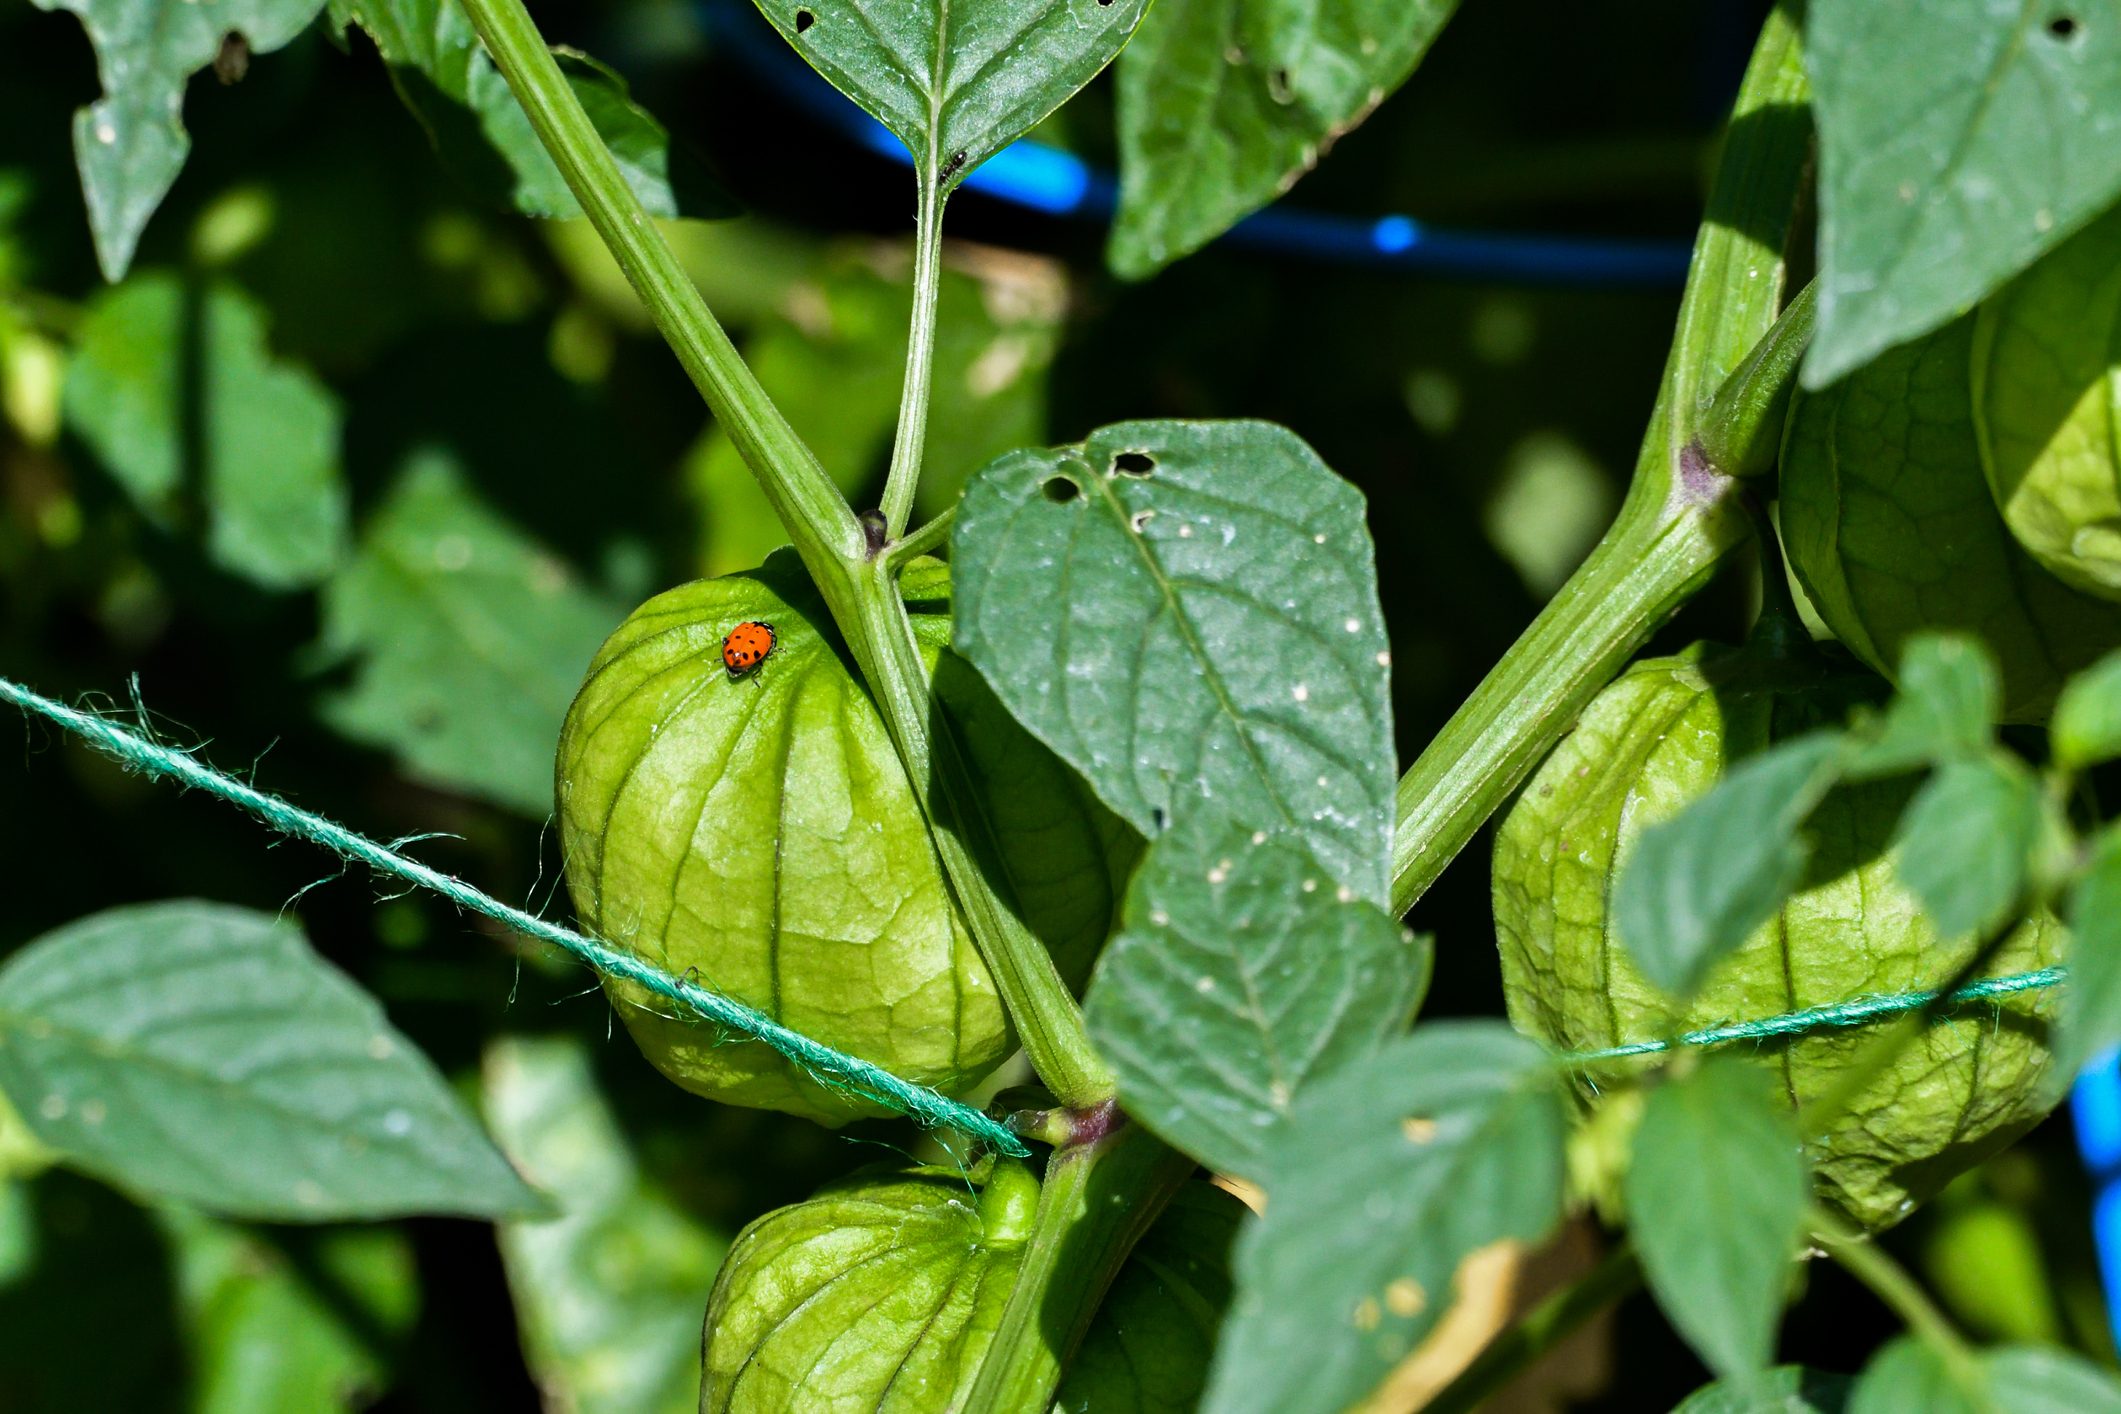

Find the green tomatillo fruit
[[1975, 207, 2121, 602], [700, 1162, 1242, 1413], [556, 550, 1132, 1123], [1781, 307, 2121, 722], [1494, 641, 2064, 1230]]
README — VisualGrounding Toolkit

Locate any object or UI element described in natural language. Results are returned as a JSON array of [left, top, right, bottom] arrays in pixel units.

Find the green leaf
[[1111, 0, 1457, 278], [2052, 650, 2121, 773], [1983, 1345, 2121, 1411], [1626, 1060, 1808, 1384], [952, 419, 1395, 903], [1805, 0, 2121, 387], [483, 1036, 729, 1414], [750, 0, 1149, 193], [64, 273, 346, 589], [1673, 1366, 1853, 1414], [2059, 825, 2121, 1078], [1849, 1338, 2121, 1414], [314, 450, 626, 816], [329, 0, 733, 219], [162, 1209, 419, 1414], [29, 0, 327, 280], [1057, 1182, 1247, 1414], [1201, 1022, 1567, 1414], [1084, 815, 1430, 1179], [1848, 1338, 1975, 1414], [1847, 634, 2000, 779], [0, 901, 543, 1221], [1612, 732, 1847, 999], [1889, 755, 2045, 939]]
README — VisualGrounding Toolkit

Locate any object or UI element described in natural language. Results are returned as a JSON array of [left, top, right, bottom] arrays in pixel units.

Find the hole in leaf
[[2049, 13, 2080, 37], [1098, 0, 1114, 6], [794, 8, 815, 32], [1150, 807, 1168, 830], [1111, 451, 1155, 477], [1041, 476, 1082, 503], [1268, 67, 1293, 103]]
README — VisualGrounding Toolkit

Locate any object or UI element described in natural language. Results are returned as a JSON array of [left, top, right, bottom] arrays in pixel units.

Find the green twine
[[0, 675, 1029, 1158], [1566, 966, 2069, 1066]]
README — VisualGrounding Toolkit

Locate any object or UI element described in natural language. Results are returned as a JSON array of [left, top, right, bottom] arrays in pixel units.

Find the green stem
[[885, 505, 956, 571], [454, 0, 860, 571], [880, 177, 946, 540], [962, 1116, 1197, 1414], [1812, 1203, 1984, 1390], [845, 566, 1117, 1107], [1388, 1, 1812, 917], [1420, 1242, 1644, 1414], [1696, 279, 1818, 482]]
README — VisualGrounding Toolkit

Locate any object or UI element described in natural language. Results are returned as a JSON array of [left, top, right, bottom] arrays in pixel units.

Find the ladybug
[[721, 620, 777, 679]]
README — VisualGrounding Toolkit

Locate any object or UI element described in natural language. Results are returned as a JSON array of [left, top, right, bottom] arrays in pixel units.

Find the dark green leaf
[[1847, 634, 1999, 779], [1984, 1345, 2121, 1411], [1890, 755, 2044, 939], [314, 450, 626, 816], [2052, 650, 2121, 774], [484, 1036, 729, 1414], [329, 0, 733, 219], [162, 1209, 418, 1414], [1848, 1338, 1976, 1414], [1058, 1182, 1247, 1414], [1085, 815, 1430, 1178], [1673, 1366, 1853, 1414], [0, 901, 543, 1221], [2060, 826, 2121, 1078], [30, 0, 326, 279], [1627, 1060, 1808, 1383], [952, 419, 1395, 903], [1850, 1338, 2121, 1414], [1612, 732, 1846, 998], [64, 274, 346, 589], [750, 0, 1148, 192], [1111, 0, 1457, 277], [1805, 0, 2121, 386], [1201, 1022, 1567, 1414]]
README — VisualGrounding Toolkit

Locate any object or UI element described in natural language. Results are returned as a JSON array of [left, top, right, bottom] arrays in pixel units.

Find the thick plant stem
[[454, 0, 860, 571], [1388, 1, 1812, 917], [845, 566, 1117, 1107], [880, 178, 946, 540], [1420, 1242, 1645, 1414], [962, 1117, 1197, 1414]]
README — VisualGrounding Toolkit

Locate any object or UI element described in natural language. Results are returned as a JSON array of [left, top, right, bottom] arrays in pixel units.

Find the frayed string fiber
[[0, 675, 1028, 1158]]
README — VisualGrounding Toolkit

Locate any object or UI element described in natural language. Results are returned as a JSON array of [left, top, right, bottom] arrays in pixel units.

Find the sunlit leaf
[[750, 0, 1148, 192], [1112, 0, 1458, 277], [952, 419, 1396, 903]]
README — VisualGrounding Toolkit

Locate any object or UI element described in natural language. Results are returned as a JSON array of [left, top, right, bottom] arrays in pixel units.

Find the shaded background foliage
[[0, 0, 2107, 1408]]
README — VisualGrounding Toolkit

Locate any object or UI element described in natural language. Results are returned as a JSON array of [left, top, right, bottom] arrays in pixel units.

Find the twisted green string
[[0, 675, 1029, 1158], [1566, 966, 2068, 1066]]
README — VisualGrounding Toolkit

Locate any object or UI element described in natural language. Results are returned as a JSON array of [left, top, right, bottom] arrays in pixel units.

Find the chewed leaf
[[751, 0, 1148, 193], [952, 420, 1395, 903]]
